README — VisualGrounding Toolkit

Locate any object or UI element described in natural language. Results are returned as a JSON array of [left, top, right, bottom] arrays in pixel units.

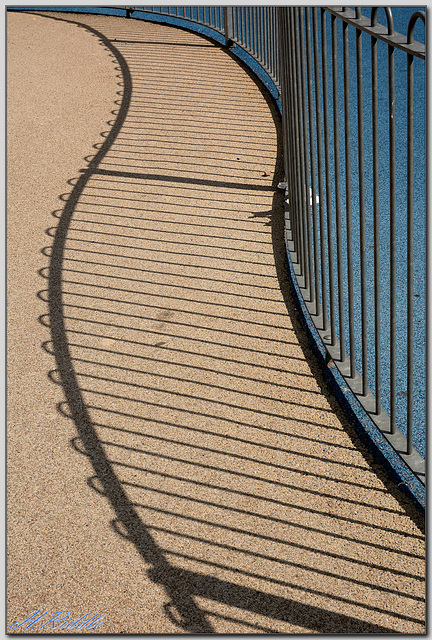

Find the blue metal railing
[[277, 7, 426, 485], [10, 5, 425, 493]]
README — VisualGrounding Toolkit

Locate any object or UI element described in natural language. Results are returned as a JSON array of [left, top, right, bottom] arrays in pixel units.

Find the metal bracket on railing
[[223, 6, 235, 48]]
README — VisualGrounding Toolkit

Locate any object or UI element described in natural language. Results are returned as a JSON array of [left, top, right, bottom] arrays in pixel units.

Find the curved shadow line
[[42, 13, 214, 634], [30, 9, 406, 633]]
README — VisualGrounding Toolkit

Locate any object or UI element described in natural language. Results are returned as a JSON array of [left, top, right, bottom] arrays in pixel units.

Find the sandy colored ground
[[7, 11, 425, 634]]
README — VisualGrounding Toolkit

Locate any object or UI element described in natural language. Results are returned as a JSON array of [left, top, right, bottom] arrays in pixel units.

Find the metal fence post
[[224, 6, 235, 48]]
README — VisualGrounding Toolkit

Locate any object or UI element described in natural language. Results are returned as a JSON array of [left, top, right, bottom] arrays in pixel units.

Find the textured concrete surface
[[7, 11, 425, 634]]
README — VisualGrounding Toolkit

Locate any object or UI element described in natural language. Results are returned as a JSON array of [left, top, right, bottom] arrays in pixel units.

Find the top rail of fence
[[324, 7, 425, 58], [115, 7, 426, 60]]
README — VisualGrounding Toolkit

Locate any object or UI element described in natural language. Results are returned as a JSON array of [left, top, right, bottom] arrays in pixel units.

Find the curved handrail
[[8, 4, 425, 506], [277, 7, 425, 496], [407, 10, 426, 44], [370, 7, 394, 34], [324, 6, 425, 58]]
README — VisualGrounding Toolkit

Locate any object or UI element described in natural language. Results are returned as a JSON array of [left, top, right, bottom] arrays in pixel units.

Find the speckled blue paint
[[296, 8, 426, 462], [285, 221, 425, 513]]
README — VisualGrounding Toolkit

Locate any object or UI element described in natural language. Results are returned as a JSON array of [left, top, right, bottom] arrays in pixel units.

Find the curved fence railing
[[115, 6, 426, 486], [18, 5, 425, 490], [277, 7, 426, 485]]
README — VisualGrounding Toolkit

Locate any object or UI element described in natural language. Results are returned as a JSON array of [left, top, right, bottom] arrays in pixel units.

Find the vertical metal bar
[[371, 32, 382, 414], [306, 8, 321, 316], [299, 8, 313, 300], [271, 7, 275, 75], [275, 7, 278, 79], [331, 14, 346, 362], [236, 6, 240, 44], [275, 7, 280, 87], [343, 20, 355, 377], [265, 7, 270, 70], [289, 8, 300, 255], [290, 8, 302, 264], [254, 6, 259, 59], [313, 8, 328, 331], [224, 6, 234, 47], [289, 8, 302, 264], [293, 9, 307, 281], [293, 9, 303, 267], [252, 7, 256, 55], [259, 6, 264, 62], [284, 8, 298, 254], [263, 7, 268, 68], [405, 10, 425, 453], [321, 10, 337, 346], [278, 8, 289, 182], [407, 49, 414, 453], [356, 11, 368, 395], [257, 6, 261, 59], [285, 8, 299, 259], [389, 39, 396, 433], [253, 7, 258, 58], [269, 8, 275, 77]]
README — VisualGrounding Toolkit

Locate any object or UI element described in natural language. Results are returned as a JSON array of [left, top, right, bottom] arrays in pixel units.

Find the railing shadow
[[35, 10, 424, 634]]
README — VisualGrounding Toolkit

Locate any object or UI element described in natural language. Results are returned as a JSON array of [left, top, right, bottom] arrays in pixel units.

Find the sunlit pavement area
[[7, 11, 425, 634]]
